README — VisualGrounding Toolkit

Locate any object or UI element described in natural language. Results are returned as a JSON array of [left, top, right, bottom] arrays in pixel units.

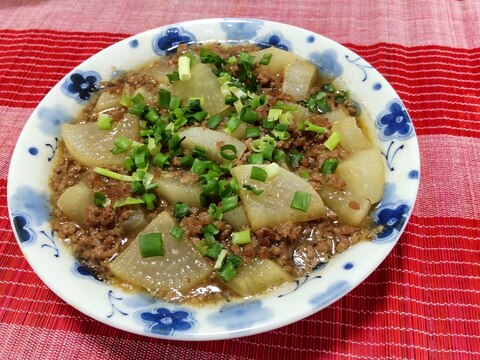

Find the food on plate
[[49, 43, 384, 303]]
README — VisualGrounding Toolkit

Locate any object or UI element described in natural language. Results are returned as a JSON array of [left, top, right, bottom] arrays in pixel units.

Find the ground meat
[[180, 171, 199, 184], [50, 144, 85, 195], [180, 209, 212, 236]]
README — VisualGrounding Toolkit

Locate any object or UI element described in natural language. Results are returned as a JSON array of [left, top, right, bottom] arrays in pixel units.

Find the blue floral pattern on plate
[[309, 49, 344, 77], [62, 70, 100, 103], [37, 105, 73, 136], [207, 299, 272, 331], [374, 202, 411, 243], [11, 212, 36, 244], [9, 186, 50, 227], [376, 100, 413, 140], [256, 32, 291, 51], [152, 27, 196, 55], [136, 307, 195, 335], [220, 20, 263, 42], [309, 281, 351, 308]]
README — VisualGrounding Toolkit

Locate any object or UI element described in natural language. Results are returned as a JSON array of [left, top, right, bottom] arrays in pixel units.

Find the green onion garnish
[[111, 136, 132, 155], [113, 197, 145, 209], [250, 94, 267, 110], [93, 192, 111, 208], [243, 184, 264, 195], [153, 152, 170, 168], [219, 255, 242, 282], [199, 48, 226, 67], [214, 249, 228, 269], [240, 106, 259, 123], [142, 192, 157, 210], [232, 229, 251, 245], [224, 113, 241, 134], [174, 202, 190, 220], [248, 153, 264, 164], [304, 121, 326, 134], [220, 144, 237, 161], [245, 126, 261, 138], [191, 158, 210, 175], [170, 225, 185, 241], [97, 114, 112, 130], [324, 131, 341, 151], [178, 56, 191, 81], [208, 203, 223, 220], [94, 167, 133, 182], [321, 83, 335, 93], [288, 149, 303, 169], [157, 88, 171, 108], [207, 114, 223, 129], [250, 166, 268, 182], [267, 108, 283, 122], [221, 194, 238, 212], [139, 233, 164, 258], [290, 191, 312, 212], [321, 158, 339, 174], [169, 96, 182, 110], [202, 223, 220, 236], [259, 52, 273, 65], [262, 143, 275, 160]]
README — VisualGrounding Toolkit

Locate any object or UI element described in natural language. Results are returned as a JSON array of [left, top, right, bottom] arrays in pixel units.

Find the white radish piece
[[109, 211, 213, 297], [331, 116, 373, 153], [57, 181, 93, 226], [153, 171, 203, 208], [282, 59, 317, 101], [231, 164, 325, 230], [249, 47, 297, 75]]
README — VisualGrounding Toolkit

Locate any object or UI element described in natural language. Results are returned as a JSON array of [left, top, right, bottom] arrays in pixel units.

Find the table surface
[[1, 1, 479, 359]]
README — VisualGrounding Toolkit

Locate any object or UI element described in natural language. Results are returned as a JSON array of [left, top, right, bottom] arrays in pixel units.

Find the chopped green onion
[[167, 70, 180, 82], [290, 191, 312, 212], [334, 90, 349, 104], [205, 242, 223, 260], [191, 158, 210, 175], [321, 83, 335, 93], [264, 162, 280, 179], [245, 126, 261, 138], [202, 223, 220, 236], [229, 86, 247, 100], [178, 56, 191, 81], [220, 144, 237, 160], [279, 112, 294, 125], [221, 194, 238, 212], [97, 114, 112, 130], [94, 167, 133, 182], [250, 94, 267, 110], [214, 249, 228, 269], [224, 113, 241, 134], [139, 233, 164, 258], [129, 103, 148, 117], [234, 99, 243, 113], [120, 95, 132, 107], [111, 136, 132, 154], [242, 184, 264, 195], [207, 114, 223, 129], [232, 229, 251, 245], [113, 197, 145, 209], [219, 255, 242, 282], [304, 120, 326, 134], [224, 96, 237, 105], [248, 153, 264, 164], [174, 202, 190, 220], [157, 88, 171, 108], [131, 181, 145, 194], [93, 192, 111, 208], [170, 225, 185, 241], [142, 192, 157, 210], [199, 48, 226, 67], [145, 108, 160, 124], [188, 97, 204, 111], [272, 130, 290, 140], [131, 92, 144, 104], [250, 166, 268, 182], [288, 149, 303, 169], [262, 143, 275, 160], [153, 152, 169, 168], [321, 158, 339, 174], [273, 101, 298, 112], [324, 131, 341, 151], [273, 148, 286, 163], [299, 170, 310, 180], [208, 203, 223, 220], [267, 108, 283, 122], [240, 106, 259, 123], [259, 52, 273, 65], [169, 96, 182, 110]]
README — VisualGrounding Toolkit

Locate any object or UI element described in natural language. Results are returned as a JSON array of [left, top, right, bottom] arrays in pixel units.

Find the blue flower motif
[[374, 202, 411, 243], [256, 32, 291, 51], [376, 101, 413, 140], [9, 186, 50, 227], [62, 70, 100, 103], [220, 20, 263, 42], [136, 307, 195, 335], [207, 299, 272, 330], [72, 262, 102, 281], [309, 49, 343, 78], [152, 27, 196, 55], [309, 280, 351, 308], [37, 105, 73, 136], [11, 212, 36, 244]]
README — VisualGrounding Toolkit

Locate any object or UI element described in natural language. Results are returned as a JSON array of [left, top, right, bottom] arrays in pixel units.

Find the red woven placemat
[[1, 1, 479, 359]]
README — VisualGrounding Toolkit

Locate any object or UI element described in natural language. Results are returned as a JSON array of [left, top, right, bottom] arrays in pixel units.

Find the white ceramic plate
[[7, 18, 420, 340]]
